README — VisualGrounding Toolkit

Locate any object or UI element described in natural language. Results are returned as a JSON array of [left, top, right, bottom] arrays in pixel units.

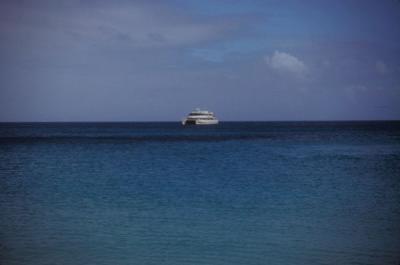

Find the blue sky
[[0, 0, 399, 121]]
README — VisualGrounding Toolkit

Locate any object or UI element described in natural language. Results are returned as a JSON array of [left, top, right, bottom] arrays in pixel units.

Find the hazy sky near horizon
[[1, 0, 400, 121]]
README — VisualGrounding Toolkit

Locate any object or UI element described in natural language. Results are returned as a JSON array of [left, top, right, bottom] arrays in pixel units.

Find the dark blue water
[[1, 122, 400, 265]]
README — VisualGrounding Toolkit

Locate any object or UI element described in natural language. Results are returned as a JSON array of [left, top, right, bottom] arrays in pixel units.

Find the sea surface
[[1, 122, 399, 265]]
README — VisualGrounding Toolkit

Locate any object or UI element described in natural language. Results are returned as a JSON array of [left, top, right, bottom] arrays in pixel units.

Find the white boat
[[182, 108, 219, 125]]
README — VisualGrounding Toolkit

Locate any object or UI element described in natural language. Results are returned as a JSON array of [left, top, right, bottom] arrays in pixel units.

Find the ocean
[[0, 122, 399, 265]]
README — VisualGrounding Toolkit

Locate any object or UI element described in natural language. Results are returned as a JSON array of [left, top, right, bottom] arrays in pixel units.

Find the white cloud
[[265, 51, 307, 77], [345, 84, 367, 101], [191, 48, 224, 62], [322, 59, 331, 68], [376, 60, 387, 74], [67, 5, 229, 48], [0, 2, 232, 49]]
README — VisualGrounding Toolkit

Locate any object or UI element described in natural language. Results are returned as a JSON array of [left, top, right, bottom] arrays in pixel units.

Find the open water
[[0, 122, 399, 265]]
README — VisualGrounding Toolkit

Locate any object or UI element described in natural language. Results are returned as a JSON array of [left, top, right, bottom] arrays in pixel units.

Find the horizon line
[[1, 119, 400, 123]]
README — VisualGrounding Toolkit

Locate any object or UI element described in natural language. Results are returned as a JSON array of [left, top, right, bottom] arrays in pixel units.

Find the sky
[[0, 0, 399, 121]]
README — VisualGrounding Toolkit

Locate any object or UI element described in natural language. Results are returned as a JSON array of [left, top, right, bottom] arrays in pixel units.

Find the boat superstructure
[[182, 108, 219, 125]]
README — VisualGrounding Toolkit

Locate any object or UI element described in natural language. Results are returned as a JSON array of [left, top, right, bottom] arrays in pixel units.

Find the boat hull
[[195, 119, 219, 125], [182, 119, 219, 125]]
